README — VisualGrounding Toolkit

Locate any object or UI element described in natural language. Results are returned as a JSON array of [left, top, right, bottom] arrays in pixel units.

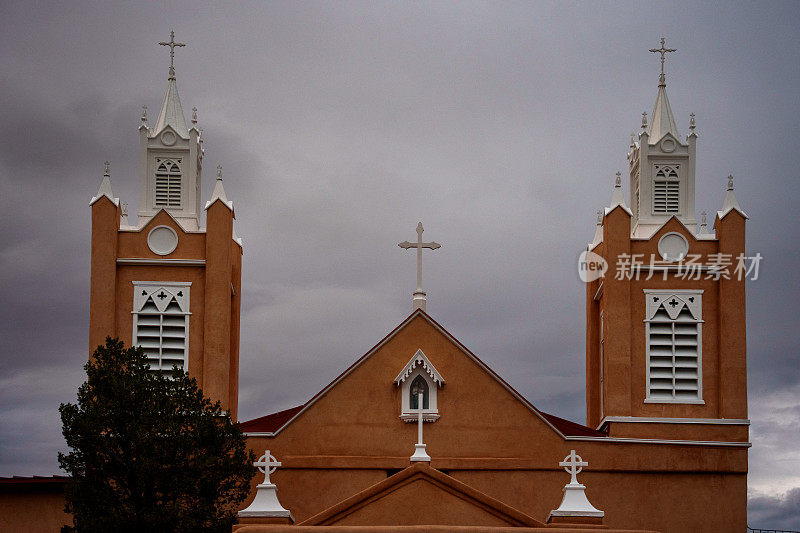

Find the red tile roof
[[239, 404, 305, 433]]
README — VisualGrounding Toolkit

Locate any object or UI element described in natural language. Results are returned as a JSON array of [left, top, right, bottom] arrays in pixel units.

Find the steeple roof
[[647, 81, 680, 144], [153, 74, 189, 139]]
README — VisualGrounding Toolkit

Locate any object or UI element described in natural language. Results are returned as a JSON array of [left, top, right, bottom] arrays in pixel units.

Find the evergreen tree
[[59, 338, 256, 532]]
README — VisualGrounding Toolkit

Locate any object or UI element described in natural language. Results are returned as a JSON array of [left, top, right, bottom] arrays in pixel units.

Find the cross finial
[[191, 107, 198, 125], [398, 222, 441, 312], [689, 112, 696, 132], [559, 449, 589, 486], [217, 164, 223, 180], [700, 210, 707, 231], [615, 171, 622, 188], [121, 201, 128, 216], [253, 450, 282, 485], [596, 209, 603, 225], [727, 174, 735, 191], [103, 161, 110, 177], [649, 37, 677, 87], [630, 132, 636, 148], [641, 111, 648, 130], [159, 30, 186, 79], [141, 105, 148, 123]]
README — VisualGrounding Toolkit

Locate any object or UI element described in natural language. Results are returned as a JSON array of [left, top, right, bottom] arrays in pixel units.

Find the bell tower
[[89, 32, 243, 419], [137, 31, 203, 231], [585, 40, 749, 445], [628, 38, 697, 238]]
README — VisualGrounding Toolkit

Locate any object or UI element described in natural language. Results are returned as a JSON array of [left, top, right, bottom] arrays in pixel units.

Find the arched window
[[653, 165, 679, 214], [155, 158, 182, 208], [409, 375, 429, 409]]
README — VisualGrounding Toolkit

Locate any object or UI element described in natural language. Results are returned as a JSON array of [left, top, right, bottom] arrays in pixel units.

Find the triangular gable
[[242, 310, 593, 440], [632, 215, 704, 242], [124, 208, 203, 235], [298, 462, 544, 527]]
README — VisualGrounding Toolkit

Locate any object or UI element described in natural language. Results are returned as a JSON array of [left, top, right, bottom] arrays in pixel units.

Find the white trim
[[132, 280, 193, 286], [593, 281, 603, 301], [565, 436, 751, 447], [643, 289, 704, 294], [394, 349, 445, 385], [598, 416, 749, 427], [644, 398, 705, 404], [657, 232, 689, 262], [118, 258, 205, 266], [132, 281, 191, 373]]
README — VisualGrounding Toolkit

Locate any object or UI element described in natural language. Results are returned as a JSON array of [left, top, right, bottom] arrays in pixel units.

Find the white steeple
[[627, 38, 697, 238], [90, 161, 119, 206], [137, 31, 203, 231], [719, 174, 748, 219]]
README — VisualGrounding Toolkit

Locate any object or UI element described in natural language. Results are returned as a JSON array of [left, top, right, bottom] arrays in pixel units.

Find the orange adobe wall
[[241, 312, 747, 532], [89, 196, 242, 418]]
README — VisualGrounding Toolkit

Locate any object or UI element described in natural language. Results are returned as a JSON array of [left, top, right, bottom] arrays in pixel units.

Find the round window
[[147, 225, 179, 256], [657, 232, 689, 262]]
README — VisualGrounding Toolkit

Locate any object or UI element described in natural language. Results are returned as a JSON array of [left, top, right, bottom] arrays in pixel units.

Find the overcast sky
[[1, 0, 798, 528]]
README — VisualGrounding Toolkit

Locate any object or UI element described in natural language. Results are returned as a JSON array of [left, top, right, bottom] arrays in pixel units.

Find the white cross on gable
[[398, 222, 441, 312], [559, 449, 588, 485], [254, 450, 282, 484]]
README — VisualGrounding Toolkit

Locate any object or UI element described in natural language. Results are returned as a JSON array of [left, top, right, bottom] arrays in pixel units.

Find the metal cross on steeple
[[159, 30, 186, 78], [649, 37, 676, 86], [399, 222, 441, 312]]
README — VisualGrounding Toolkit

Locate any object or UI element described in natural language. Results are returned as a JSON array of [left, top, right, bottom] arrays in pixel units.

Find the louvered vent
[[154, 159, 182, 208], [653, 166, 679, 214], [132, 284, 189, 374], [647, 299, 701, 401]]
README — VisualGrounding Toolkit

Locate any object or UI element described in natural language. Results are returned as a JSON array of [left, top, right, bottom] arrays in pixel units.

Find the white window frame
[[394, 349, 444, 423], [644, 289, 703, 404], [652, 164, 681, 215], [132, 281, 191, 373], [153, 157, 183, 210]]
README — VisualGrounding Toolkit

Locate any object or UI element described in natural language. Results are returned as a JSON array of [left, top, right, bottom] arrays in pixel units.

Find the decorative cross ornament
[[615, 171, 622, 188], [559, 449, 588, 485], [159, 30, 186, 77], [398, 222, 441, 312], [103, 161, 110, 177], [727, 174, 735, 191], [254, 450, 282, 484], [217, 164, 223, 180], [649, 37, 677, 75]]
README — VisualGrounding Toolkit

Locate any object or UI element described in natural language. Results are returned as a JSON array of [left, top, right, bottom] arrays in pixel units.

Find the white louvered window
[[645, 290, 703, 403], [154, 158, 182, 208], [132, 282, 190, 374], [653, 165, 679, 214]]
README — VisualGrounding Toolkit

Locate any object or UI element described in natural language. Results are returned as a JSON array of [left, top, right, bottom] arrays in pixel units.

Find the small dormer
[[394, 349, 444, 422]]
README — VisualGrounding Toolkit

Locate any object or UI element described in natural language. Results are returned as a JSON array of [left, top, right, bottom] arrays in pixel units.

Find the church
[[0, 33, 749, 532]]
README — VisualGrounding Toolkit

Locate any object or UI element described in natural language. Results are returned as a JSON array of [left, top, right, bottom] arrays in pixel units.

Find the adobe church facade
[[0, 35, 749, 532]]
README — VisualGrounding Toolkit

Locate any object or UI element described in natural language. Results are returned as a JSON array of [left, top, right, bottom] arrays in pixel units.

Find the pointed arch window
[[653, 165, 680, 214], [394, 349, 444, 422], [154, 158, 182, 208], [132, 282, 191, 374]]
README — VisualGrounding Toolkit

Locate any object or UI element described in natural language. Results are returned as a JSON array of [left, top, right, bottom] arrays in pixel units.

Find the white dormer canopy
[[394, 349, 444, 387]]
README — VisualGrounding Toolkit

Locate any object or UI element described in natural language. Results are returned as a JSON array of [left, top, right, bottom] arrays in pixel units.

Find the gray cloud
[[1, 1, 798, 528]]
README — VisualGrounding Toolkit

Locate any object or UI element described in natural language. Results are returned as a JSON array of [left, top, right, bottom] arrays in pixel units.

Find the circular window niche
[[657, 232, 689, 262], [147, 225, 179, 256], [660, 137, 676, 152], [161, 130, 177, 146]]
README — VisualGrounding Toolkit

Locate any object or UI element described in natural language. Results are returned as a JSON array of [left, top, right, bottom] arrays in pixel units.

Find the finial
[[641, 111, 648, 130], [191, 107, 198, 124], [141, 105, 148, 123], [727, 174, 734, 191], [689, 112, 696, 131], [615, 171, 622, 188], [700, 210, 707, 231], [159, 30, 186, 80], [121, 201, 128, 216], [596, 209, 603, 225], [630, 132, 635, 148], [217, 164, 223, 181], [649, 37, 676, 87], [398, 222, 441, 312], [103, 161, 110, 177]]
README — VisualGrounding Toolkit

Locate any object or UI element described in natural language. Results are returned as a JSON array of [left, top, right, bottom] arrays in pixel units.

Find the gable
[[299, 463, 543, 527], [243, 311, 602, 459]]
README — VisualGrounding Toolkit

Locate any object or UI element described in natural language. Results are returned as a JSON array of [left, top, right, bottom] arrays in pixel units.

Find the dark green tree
[[58, 338, 256, 533]]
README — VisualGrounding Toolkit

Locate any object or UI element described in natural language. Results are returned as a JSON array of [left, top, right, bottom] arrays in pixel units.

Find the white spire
[[204, 164, 234, 212], [605, 172, 631, 216], [647, 38, 681, 143], [153, 31, 189, 138], [90, 161, 119, 206], [719, 174, 748, 219], [590, 210, 603, 248]]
